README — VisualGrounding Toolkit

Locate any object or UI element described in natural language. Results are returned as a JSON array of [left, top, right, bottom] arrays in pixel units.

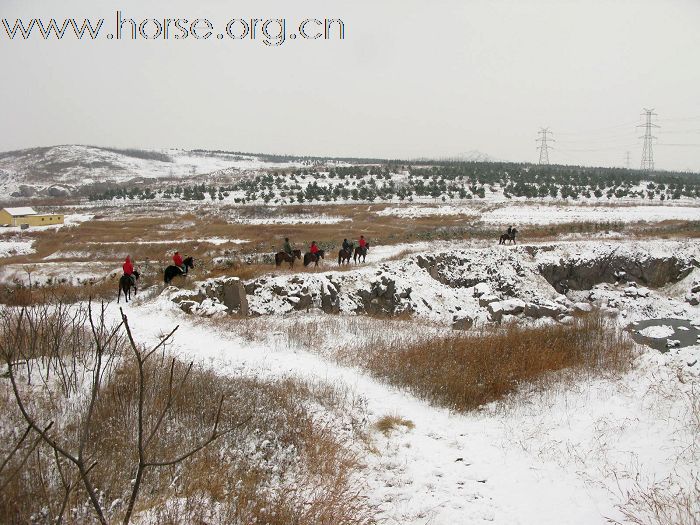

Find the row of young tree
[[88, 162, 700, 203]]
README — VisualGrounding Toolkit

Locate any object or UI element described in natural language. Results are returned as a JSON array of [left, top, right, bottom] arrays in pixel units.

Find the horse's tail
[[338, 252, 342, 265]]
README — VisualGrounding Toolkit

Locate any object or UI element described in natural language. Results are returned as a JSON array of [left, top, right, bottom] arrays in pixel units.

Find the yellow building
[[0, 207, 64, 227]]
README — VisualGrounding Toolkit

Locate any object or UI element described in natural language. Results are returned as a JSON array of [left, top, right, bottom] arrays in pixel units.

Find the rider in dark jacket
[[342, 238, 351, 251]]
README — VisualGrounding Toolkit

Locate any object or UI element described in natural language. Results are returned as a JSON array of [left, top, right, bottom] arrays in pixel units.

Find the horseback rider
[[309, 241, 320, 260], [283, 237, 293, 256], [123, 255, 136, 285], [506, 225, 514, 238], [358, 235, 367, 251], [342, 238, 351, 251], [173, 251, 185, 272]]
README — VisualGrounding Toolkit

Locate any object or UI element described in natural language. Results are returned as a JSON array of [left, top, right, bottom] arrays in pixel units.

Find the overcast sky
[[1, 0, 699, 171]]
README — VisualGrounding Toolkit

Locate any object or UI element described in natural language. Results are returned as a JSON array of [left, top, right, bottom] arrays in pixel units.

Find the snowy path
[[114, 299, 699, 525]]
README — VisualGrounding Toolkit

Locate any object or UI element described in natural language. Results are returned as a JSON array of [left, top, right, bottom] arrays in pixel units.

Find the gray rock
[[524, 301, 563, 319], [222, 278, 248, 315], [452, 316, 474, 331], [178, 300, 198, 314], [479, 294, 500, 307]]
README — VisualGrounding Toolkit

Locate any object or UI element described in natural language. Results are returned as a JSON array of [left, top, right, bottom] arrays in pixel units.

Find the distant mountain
[[0, 145, 304, 199]]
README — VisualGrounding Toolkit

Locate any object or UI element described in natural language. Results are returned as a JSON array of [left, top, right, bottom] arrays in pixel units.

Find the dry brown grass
[[610, 475, 700, 525], [0, 303, 376, 525], [374, 415, 415, 436], [359, 313, 634, 412]]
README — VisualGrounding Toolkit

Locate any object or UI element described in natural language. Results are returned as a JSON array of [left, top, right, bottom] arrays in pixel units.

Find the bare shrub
[[360, 313, 634, 412], [0, 301, 375, 524], [610, 474, 700, 525]]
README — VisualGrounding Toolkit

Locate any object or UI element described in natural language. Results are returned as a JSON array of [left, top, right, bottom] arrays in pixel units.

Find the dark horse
[[338, 243, 354, 265], [499, 229, 518, 245], [118, 270, 140, 304], [354, 243, 370, 263], [275, 249, 302, 268], [164, 256, 195, 284], [304, 250, 325, 267]]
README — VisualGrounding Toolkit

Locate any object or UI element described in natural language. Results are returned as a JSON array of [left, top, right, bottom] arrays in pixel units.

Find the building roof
[[3, 207, 38, 216]]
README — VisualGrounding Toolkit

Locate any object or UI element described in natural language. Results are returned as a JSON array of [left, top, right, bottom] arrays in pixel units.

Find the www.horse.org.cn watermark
[[1, 11, 346, 47]]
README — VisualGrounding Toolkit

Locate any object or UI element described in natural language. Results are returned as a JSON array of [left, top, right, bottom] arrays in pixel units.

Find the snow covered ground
[[0, 238, 34, 258], [483, 204, 700, 224], [115, 278, 700, 525]]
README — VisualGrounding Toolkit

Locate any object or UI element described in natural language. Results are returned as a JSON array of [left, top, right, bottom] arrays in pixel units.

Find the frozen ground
[[483, 204, 700, 224], [105, 237, 700, 524], [0, 238, 34, 258], [115, 275, 700, 525]]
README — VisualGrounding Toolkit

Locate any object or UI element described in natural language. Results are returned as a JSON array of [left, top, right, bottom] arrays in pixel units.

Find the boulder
[[498, 299, 526, 316], [292, 294, 313, 311], [479, 294, 500, 307], [473, 283, 491, 298], [573, 302, 593, 313], [524, 301, 563, 319], [452, 316, 474, 331], [222, 278, 248, 315], [686, 294, 699, 306], [178, 300, 198, 314], [488, 299, 525, 322], [487, 302, 504, 323]]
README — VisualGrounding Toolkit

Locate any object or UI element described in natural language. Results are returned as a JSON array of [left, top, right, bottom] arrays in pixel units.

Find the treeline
[[87, 162, 700, 203]]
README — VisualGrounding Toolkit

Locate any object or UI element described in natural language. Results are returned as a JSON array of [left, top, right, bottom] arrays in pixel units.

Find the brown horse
[[499, 229, 518, 245], [354, 243, 370, 263], [338, 244, 354, 265], [304, 250, 325, 267], [275, 249, 301, 268]]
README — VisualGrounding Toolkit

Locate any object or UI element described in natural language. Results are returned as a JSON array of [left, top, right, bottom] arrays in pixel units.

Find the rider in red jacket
[[123, 255, 134, 276], [173, 251, 184, 269], [123, 255, 135, 284], [309, 241, 320, 256], [358, 235, 367, 249]]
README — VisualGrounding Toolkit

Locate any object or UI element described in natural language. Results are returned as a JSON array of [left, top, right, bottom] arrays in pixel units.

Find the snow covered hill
[[0, 145, 306, 198]]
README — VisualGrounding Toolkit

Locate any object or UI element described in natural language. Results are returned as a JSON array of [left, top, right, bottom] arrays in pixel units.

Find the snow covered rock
[[573, 302, 593, 313], [488, 299, 526, 322], [452, 316, 474, 331], [473, 283, 491, 298], [524, 301, 564, 319], [478, 294, 500, 307]]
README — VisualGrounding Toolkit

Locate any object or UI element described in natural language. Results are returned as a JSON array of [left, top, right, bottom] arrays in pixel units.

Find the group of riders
[[281, 235, 369, 266], [121, 251, 189, 284], [121, 224, 514, 287], [121, 234, 371, 284]]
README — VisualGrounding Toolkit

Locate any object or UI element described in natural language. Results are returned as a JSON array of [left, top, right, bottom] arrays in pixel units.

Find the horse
[[118, 270, 140, 304], [338, 244, 354, 265], [275, 249, 301, 268], [499, 229, 518, 245], [164, 256, 195, 284], [304, 250, 325, 267], [354, 243, 370, 263]]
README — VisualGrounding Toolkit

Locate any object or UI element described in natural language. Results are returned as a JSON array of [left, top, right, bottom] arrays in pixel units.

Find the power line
[[536, 128, 554, 165], [637, 108, 659, 171]]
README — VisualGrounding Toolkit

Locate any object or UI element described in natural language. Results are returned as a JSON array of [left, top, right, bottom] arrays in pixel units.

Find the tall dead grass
[[0, 302, 376, 524], [360, 313, 634, 412]]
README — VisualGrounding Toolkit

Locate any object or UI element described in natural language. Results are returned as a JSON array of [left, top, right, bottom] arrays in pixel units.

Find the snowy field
[[483, 204, 700, 224], [112, 256, 700, 525]]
